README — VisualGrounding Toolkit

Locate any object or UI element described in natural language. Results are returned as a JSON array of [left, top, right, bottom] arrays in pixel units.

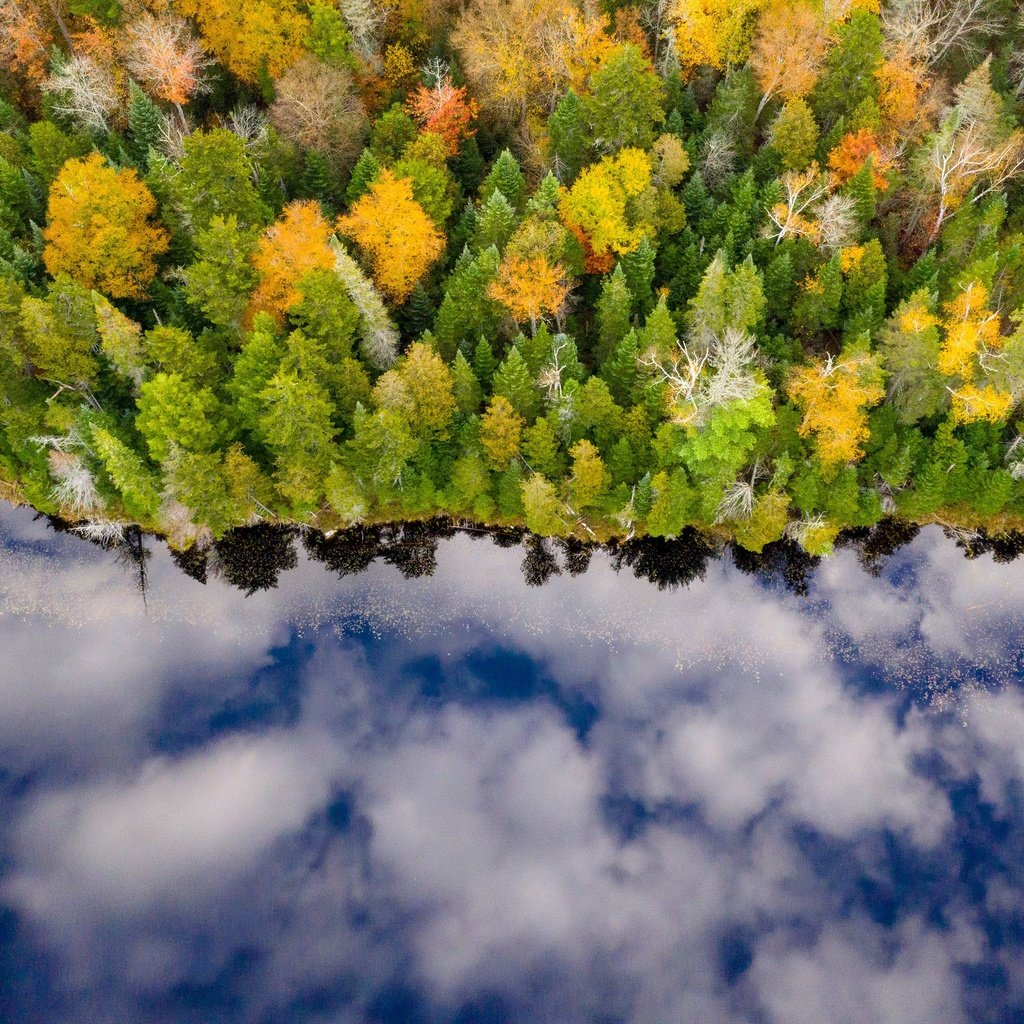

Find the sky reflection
[[2, 504, 1024, 1023]]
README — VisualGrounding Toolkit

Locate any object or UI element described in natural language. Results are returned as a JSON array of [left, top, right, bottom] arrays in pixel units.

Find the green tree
[[582, 45, 665, 154], [493, 345, 540, 421], [136, 372, 222, 463], [480, 150, 526, 213], [182, 215, 260, 331], [170, 129, 268, 240], [548, 90, 588, 183]]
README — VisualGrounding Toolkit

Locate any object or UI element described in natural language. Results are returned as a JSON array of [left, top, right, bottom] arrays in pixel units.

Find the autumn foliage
[[250, 201, 336, 321], [337, 171, 444, 304], [43, 154, 169, 300]]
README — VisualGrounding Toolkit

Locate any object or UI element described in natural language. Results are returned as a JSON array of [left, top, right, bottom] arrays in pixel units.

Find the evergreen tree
[[346, 149, 381, 206], [126, 83, 163, 170], [480, 150, 526, 213], [493, 345, 540, 421], [548, 90, 588, 183], [452, 349, 483, 414], [596, 265, 633, 364], [473, 336, 498, 387], [619, 237, 656, 316]]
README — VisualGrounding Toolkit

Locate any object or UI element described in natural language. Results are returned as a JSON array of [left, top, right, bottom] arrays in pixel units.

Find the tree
[[568, 438, 609, 509], [136, 372, 221, 462], [183, 216, 260, 331], [258, 370, 337, 511], [480, 395, 524, 469], [492, 345, 541, 421], [582, 44, 666, 154], [548, 90, 589, 183], [43, 55, 118, 134], [337, 171, 445, 304], [251, 200, 336, 321], [522, 473, 568, 534], [828, 129, 893, 189], [488, 254, 568, 330], [176, 0, 308, 83], [558, 148, 654, 268], [44, 154, 169, 300], [787, 352, 885, 467], [396, 342, 457, 438], [90, 427, 161, 521], [123, 13, 210, 126], [170, 129, 267, 238], [749, 1, 829, 114], [480, 150, 527, 213], [270, 57, 366, 174], [670, 0, 766, 74], [915, 61, 1024, 244], [327, 239, 398, 369], [769, 98, 819, 171], [406, 75, 479, 157]]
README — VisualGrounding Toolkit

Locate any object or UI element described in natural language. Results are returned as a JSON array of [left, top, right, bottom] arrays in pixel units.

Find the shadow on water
[[34, 511, 1024, 599]]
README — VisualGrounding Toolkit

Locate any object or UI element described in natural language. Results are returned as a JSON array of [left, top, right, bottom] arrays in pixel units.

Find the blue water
[[2, 503, 1024, 1023]]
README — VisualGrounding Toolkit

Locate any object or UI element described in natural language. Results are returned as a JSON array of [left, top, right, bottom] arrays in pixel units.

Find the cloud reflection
[[2, 505, 1024, 1023]]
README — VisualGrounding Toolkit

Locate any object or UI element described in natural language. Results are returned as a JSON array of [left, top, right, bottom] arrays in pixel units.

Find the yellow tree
[[488, 254, 569, 330], [787, 352, 885, 467], [174, 0, 307, 83], [452, 0, 612, 127], [749, 2, 829, 114], [337, 171, 444, 305], [558, 148, 653, 270], [480, 395, 524, 469], [43, 153, 169, 300], [670, 0, 766, 74], [250, 201, 336, 321]]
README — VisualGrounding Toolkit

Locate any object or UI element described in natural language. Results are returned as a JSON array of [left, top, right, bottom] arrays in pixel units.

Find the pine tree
[[480, 150, 526, 213], [345, 148, 381, 206], [432, 245, 502, 359], [526, 172, 562, 217], [127, 82, 163, 170], [596, 264, 633, 364], [302, 150, 336, 210], [452, 349, 483, 414], [548, 90, 588, 183], [493, 345, 540, 421], [601, 328, 640, 405], [522, 415, 564, 478], [472, 189, 518, 252], [619, 237, 656, 315], [473, 335, 497, 386]]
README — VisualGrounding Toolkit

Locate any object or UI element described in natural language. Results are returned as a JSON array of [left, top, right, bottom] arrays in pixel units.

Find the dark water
[[3, 504, 1024, 1024]]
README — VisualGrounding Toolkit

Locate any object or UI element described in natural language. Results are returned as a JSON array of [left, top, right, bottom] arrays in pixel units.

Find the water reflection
[[2, 503, 1024, 1023]]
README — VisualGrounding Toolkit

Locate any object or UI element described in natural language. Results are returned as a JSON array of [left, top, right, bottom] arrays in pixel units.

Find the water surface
[[2, 504, 1024, 1023]]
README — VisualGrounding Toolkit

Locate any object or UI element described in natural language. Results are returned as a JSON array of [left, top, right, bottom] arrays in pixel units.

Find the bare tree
[[43, 54, 118, 133], [882, 0, 1004, 68], [270, 57, 366, 173]]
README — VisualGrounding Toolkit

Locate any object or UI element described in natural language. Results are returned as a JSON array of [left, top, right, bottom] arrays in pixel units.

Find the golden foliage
[[749, 1, 829, 108], [558, 148, 653, 264], [787, 353, 885, 466], [250, 200, 336, 321], [488, 255, 569, 326], [480, 395, 524, 469], [43, 153, 169, 300], [174, 0, 307, 83], [671, 0, 766, 73], [337, 170, 445, 304]]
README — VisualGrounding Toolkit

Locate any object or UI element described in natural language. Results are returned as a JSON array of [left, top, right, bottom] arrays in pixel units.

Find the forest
[[1, 0, 1024, 555]]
